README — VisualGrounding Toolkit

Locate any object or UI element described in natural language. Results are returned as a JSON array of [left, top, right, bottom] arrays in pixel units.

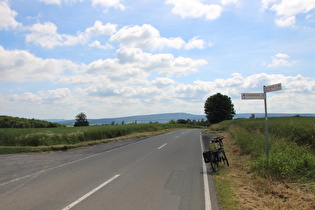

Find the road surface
[[0, 129, 219, 210]]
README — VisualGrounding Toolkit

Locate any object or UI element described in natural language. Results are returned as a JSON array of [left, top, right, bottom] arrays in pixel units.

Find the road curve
[[0, 129, 219, 210]]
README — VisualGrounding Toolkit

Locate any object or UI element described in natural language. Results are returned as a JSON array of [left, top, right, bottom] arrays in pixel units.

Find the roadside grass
[[204, 117, 315, 209]]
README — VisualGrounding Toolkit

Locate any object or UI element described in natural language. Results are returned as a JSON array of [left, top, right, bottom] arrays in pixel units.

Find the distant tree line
[[168, 118, 208, 126], [0, 116, 66, 128]]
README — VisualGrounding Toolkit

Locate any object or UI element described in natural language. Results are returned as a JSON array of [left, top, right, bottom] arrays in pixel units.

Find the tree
[[204, 93, 236, 124], [74, 112, 89, 127]]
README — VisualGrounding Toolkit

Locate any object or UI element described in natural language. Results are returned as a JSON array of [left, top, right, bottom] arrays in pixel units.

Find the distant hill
[[57, 113, 206, 125], [51, 112, 315, 126]]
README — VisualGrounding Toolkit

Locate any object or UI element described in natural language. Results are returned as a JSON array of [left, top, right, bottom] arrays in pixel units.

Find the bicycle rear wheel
[[210, 152, 219, 172]]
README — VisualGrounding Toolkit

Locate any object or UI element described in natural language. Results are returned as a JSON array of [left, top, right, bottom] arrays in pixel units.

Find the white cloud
[[9, 92, 42, 103], [89, 40, 113, 49], [114, 47, 208, 76], [4, 72, 315, 118], [85, 21, 117, 36], [110, 24, 207, 51], [152, 77, 176, 88], [275, 53, 290, 58], [166, 0, 223, 20], [91, 0, 125, 10], [9, 88, 72, 105], [185, 36, 206, 50], [37, 0, 125, 10], [221, 0, 239, 6], [110, 24, 185, 50], [26, 20, 115, 49], [25, 21, 207, 51], [267, 53, 297, 67], [26, 22, 89, 49], [262, 0, 315, 27], [0, 1, 22, 30], [0, 46, 79, 82], [275, 16, 296, 27]]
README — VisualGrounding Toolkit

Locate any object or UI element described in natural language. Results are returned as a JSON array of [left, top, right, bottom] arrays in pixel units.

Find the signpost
[[241, 93, 265, 100], [241, 83, 282, 161]]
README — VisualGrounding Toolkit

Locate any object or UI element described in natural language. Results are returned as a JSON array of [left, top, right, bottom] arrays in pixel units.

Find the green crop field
[[0, 123, 196, 154], [216, 117, 315, 182]]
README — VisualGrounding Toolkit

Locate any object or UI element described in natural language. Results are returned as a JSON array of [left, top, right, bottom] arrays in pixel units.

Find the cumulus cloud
[[26, 22, 89, 49], [37, 0, 125, 10], [166, 0, 238, 20], [0, 1, 22, 30], [5, 71, 315, 118], [9, 88, 72, 104], [110, 24, 185, 50], [267, 53, 297, 67], [166, 0, 223, 20], [85, 21, 117, 36], [91, 0, 125, 10], [185, 36, 206, 50], [26, 20, 116, 49], [114, 47, 208, 76], [0, 46, 79, 82], [89, 40, 114, 49], [110, 24, 208, 51], [262, 0, 315, 27]]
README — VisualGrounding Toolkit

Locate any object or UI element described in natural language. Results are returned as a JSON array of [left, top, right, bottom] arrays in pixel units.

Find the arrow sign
[[264, 83, 282, 93], [241, 93, 265, 100]]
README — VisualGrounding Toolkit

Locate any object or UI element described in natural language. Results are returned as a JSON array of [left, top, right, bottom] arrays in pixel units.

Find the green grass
[[0, 123, 196, 154], [213, 167, 239, 210], [210, 117, 315, 182]]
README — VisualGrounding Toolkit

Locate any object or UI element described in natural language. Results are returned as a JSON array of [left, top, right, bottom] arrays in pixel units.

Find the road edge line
[[200, 133, 212, 210]]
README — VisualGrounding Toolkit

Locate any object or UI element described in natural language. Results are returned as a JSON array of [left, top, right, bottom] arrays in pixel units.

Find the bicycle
[[203, 136, 229, 172]]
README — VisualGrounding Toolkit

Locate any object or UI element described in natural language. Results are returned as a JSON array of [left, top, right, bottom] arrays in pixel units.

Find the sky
[[1, 0, 315, 120]]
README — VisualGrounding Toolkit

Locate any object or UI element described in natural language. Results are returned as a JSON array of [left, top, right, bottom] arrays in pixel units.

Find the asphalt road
[[0, 129, 219, 210]]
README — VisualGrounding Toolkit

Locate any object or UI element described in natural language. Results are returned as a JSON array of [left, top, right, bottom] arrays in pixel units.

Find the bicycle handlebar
[[210, 136, 225, 148]]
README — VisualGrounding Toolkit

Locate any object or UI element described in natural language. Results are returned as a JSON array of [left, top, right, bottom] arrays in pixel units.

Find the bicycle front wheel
[[221, 150, 229, 166]]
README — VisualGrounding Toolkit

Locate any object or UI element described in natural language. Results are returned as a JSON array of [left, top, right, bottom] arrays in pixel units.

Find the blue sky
[[1, 0, 315, 119]]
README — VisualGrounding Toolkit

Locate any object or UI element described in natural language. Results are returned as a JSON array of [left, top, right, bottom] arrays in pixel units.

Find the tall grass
[[215, 117, 315, 182], [0, 123, 191, 147]]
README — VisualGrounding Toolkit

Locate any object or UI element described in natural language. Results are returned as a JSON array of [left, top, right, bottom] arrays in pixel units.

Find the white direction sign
[[241, 93, 265, 100], [264, 83, 282, 93]]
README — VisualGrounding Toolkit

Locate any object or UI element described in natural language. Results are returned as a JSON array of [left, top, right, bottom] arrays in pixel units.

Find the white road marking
[[175, 135, 179, 139], [158, 143, 167, 150], [62, 174, 120, 210], [200, 133, 212, 210]]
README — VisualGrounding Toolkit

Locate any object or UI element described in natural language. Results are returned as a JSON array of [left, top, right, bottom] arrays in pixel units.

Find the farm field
[[0, 123, 196, 154]]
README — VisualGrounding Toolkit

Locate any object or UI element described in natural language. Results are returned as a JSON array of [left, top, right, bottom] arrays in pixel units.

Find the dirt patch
[[219, 133, 315, 210]]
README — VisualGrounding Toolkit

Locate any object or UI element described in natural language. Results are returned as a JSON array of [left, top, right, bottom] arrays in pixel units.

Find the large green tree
[[204, 93, 236, 124], [74, 112, 89, 127]]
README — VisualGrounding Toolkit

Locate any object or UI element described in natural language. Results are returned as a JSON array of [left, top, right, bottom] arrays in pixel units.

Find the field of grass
[[0, 123, 195, 154], [209, 116, 315, 182], [206, 116, 315, 209], [226, 117, 315, 182]]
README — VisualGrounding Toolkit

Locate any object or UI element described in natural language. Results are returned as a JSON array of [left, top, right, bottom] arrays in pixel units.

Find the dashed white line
[[62, 174, 121, 210], [158, 143, 167, 150]]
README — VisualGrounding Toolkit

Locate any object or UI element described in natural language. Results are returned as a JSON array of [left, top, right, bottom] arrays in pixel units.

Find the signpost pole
[[263, 88, 269, 161], [242, 83, 282, 163]]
